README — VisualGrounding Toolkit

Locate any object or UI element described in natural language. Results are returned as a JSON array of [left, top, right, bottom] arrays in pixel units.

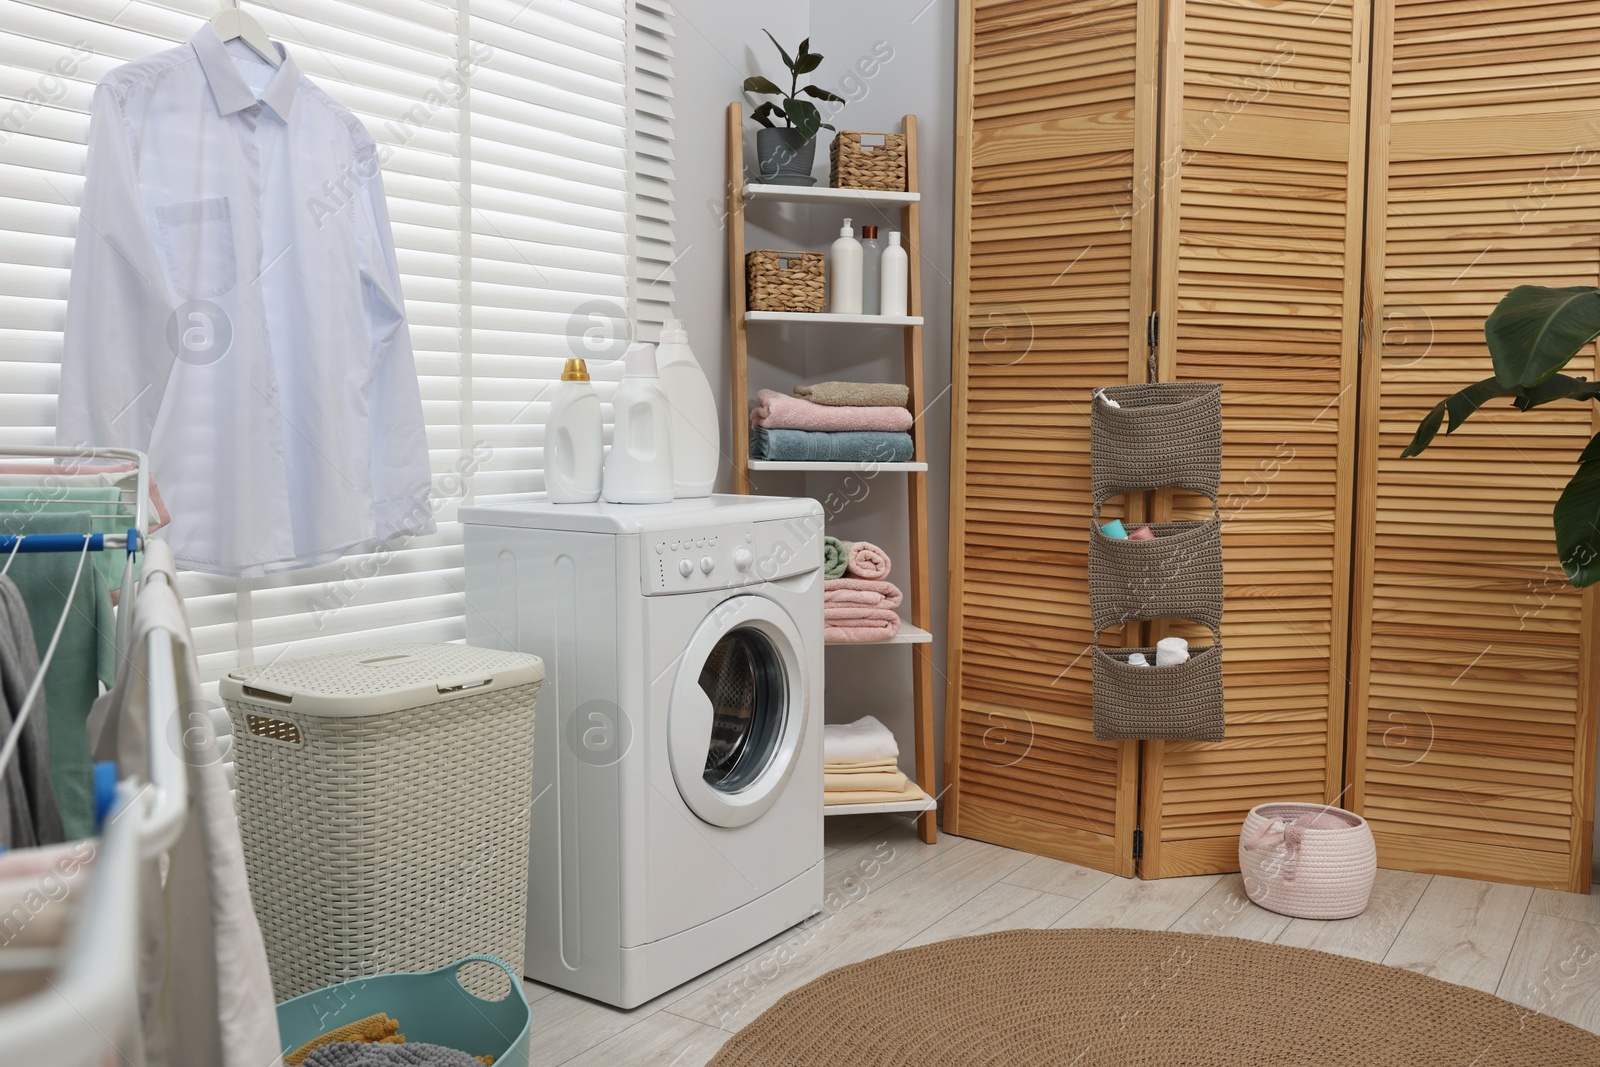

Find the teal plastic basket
[[276, 955, 530, 1067]]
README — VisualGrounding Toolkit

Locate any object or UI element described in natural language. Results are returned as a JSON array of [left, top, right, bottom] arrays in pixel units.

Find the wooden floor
[[521, 815, 1600, 1065]]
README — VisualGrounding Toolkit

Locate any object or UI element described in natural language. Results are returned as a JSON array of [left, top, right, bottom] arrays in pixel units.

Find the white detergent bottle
[[602, 342, 675, 504], [655, 318, 718, 498], [880, 230, 909, 317], [828, 217, 863, 314], [545, 358, 603, 503]]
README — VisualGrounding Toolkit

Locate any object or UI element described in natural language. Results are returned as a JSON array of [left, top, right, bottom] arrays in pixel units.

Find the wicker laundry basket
[[222, 643, 544, 1000], [1239, 802, 1377, 920], [1091, 383, 1223, 500]]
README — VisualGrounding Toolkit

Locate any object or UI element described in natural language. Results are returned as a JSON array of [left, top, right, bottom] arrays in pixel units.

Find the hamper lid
[[220, 642, 544, 718]]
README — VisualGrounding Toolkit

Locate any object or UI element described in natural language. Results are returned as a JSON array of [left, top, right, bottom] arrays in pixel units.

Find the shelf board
[[825, 622, 932, 646], [745, 182, 920, 207], [749, 460, 928, 473], [825, 793, 938, 817], [746, 311, 923, 326]]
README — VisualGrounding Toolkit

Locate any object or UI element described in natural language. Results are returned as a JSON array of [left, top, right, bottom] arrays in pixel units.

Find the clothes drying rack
[[0, 447, 189, 1066]]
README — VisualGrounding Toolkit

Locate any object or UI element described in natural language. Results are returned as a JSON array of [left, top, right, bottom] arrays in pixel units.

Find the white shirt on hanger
[[57, 25, 435, 577]]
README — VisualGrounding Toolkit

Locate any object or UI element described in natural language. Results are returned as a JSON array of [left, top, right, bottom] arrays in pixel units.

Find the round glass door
[[668, 595, 809, 827], [699, 628, 786, 793]]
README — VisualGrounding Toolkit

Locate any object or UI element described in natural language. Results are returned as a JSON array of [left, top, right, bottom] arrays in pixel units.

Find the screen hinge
[[1132, 827, 1144, 862], [1146, 312, 1159, 349]]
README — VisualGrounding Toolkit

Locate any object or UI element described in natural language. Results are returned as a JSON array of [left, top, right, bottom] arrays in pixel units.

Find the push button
[[678, 558, 694, 577], [700, 556, 715, 574]]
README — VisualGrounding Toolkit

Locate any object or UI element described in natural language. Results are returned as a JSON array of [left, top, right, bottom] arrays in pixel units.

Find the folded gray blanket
[[750, 428, 915, 464], [303, 1042, 482, 1067], [794, 381, 910, 408]]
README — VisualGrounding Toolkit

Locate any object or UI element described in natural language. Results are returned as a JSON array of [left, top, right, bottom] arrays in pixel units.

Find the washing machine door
[[668, 594, 810, 828]]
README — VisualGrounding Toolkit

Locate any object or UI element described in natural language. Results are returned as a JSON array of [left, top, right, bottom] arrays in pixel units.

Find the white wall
[[668, 3, 956, 792]]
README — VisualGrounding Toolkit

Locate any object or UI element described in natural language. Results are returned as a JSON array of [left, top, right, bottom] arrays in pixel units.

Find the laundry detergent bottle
[[546, 358, 603, 503], [602, 342, 676, 504], [655, 318, 718, 498]]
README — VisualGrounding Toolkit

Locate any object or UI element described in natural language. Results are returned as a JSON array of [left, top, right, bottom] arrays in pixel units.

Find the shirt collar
[[191, 24, 299, 120]]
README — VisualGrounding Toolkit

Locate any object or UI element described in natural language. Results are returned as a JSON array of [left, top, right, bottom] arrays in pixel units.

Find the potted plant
[[743, 31, 844, 186], [1402, 284, 1600, 585]]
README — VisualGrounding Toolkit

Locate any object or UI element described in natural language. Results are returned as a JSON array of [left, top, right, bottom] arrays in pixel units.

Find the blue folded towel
[[750, 428, 914, 463]]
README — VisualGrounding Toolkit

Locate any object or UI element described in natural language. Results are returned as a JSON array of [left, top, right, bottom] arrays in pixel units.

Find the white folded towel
[[823, 715, 899, 764], [1156, 636, 1190, 666]]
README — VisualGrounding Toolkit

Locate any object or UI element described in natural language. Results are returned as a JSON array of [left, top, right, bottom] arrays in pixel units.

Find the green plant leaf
[[1399, 376, 1512, 457], [797, 37, 811, 60], [743, 76, 784, 96], [794, 53, 822, 75], [1485, 284, 1600, 389], [1554, 431, 1600, 587], [764, 29, 795, 73], [821, 122, 836, 132], [750, 100, 783, 128], [800, 85, 846, 103], [784, 98, 824, 140], [1511, 372, 1600, 411]]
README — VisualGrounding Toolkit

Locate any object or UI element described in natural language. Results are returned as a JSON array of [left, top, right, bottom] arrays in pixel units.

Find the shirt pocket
[[154, 197, 236, 301]]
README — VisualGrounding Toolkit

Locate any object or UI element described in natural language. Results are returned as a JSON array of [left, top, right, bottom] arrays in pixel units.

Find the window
[[0, 0, 674, 687]]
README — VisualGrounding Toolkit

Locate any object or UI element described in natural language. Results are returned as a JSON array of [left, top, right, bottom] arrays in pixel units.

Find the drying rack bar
[[0, 532, 137, 554]]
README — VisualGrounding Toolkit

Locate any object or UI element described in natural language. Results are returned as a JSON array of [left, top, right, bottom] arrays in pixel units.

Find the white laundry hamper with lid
[[221, 643, 544, 1000]]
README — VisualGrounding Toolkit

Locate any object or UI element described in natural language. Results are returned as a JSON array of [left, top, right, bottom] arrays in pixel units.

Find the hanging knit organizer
[[1089, 383, 1225, 742]]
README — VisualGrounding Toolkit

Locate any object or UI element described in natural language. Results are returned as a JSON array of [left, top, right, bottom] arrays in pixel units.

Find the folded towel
[[752, 389, 914, 433], [826, 618, 900, 642], [823, 535, 848, 579], [823, 715, 899, 763], [304, 1043, 486, 1067], [825, 604, 901, 624], [823, 769, 908, 792], [1156, 636, 1190, 666], [844, 540, 890, 580], [824, 758, 900, 773], [795, 381, 910, 408], [750, 427, 915, 464], [824, 577, 903, 609], [824, 780, 930, 807]]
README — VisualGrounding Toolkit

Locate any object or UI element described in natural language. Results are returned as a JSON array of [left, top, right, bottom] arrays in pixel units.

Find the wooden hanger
[[210, 0, 281, 67]]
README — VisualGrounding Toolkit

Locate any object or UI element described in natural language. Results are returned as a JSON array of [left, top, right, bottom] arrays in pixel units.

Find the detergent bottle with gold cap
[[546, 356, 603, 503]]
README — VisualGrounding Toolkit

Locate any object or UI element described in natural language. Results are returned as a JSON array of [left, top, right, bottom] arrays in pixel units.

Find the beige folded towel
[[824, 770, 908, 792], [824, 758, 900, 774], [824, 780, 930, 807], [795, 382, 911, 408]]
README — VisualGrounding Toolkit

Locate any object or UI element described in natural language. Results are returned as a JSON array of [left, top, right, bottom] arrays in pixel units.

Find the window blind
[[0, 0, 666, 687]]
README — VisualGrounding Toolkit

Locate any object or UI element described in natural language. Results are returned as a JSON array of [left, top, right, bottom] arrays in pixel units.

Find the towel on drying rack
[[794, 382, 910, 408], [750, 427, 914, 464], [751, 389, 914, 433], [0, 576, 63, 848]]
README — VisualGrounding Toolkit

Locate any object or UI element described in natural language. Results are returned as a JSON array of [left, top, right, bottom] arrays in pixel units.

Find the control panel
[[640, 517, 819, 595]]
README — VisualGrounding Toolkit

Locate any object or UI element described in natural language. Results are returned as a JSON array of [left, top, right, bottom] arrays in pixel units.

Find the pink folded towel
[[825, 618, 900, 642], [844, 540, 890, 580], [751, 389, 915, 433], [824, 604, 901, 624], [824, 578, 903, 609]]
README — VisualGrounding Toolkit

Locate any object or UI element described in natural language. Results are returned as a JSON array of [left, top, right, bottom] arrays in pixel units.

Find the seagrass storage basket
[[1091, 382, 1223, 500], [1088, 513, 1224, 632], [1239, 802, 1377, 919], [746, 249, 825, 312], [1091, 630, 1224, 741], [829, 131, 907, 190], [222, 643, 544, 1000]]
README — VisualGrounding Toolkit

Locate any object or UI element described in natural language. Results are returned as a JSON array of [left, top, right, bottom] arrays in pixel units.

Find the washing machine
[[461, 494, 824, 1008]]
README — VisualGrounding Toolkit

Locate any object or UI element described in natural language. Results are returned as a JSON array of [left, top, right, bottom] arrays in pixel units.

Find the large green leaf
[[1484, 284, 1600, 389], [749, 100, 784, 128], [763, 30, 795, 73], [794, 53, 822, 75], [743, 76, 783, 96], [800, 84, 846, 103], [1554, 431, 1600, 587], [784, 98, 824, 140], [1399, 376, 1512, 457], [1511, 372, 1600, 411]]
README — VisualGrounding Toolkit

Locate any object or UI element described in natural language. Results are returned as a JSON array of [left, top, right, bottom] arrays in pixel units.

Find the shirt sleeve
[[56, 83, 176, 455], [355, 143, 436, 539]]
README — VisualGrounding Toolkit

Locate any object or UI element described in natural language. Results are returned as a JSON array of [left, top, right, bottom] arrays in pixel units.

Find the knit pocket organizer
[[1089, 381, 1225, 742]]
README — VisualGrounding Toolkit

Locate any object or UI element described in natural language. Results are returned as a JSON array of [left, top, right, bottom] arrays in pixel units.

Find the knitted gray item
[[302, 1043, 482, 1067]]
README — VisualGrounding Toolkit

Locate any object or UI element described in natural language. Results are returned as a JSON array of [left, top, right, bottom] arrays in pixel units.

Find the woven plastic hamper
[[221, 643, 544, 1000]]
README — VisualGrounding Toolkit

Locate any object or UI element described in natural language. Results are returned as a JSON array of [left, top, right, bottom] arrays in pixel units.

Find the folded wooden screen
[[1351, 0, 1600, 892], [944, 0, 1158, 875]]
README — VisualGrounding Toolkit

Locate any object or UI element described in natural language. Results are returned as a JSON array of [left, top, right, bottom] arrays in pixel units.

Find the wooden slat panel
[[1141, 0, 1367, 878], [945, 0, 1156, 876], [1352, 0, 1600, 893]]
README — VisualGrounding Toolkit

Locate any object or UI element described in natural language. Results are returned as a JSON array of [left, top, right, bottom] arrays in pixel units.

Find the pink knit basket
[[1238, 802, 1376, 920]]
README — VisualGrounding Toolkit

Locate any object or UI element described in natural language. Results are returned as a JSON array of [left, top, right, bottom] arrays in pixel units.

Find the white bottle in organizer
[[546, 358, 604, 503], [879, 230, 908, 317], [828, 217, 863, 315], [655, 318, 718, 498], [603, 343, 675, 504]]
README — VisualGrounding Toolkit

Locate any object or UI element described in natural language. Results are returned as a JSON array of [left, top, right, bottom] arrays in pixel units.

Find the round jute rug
[[706, 928, 1600, 1066]]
